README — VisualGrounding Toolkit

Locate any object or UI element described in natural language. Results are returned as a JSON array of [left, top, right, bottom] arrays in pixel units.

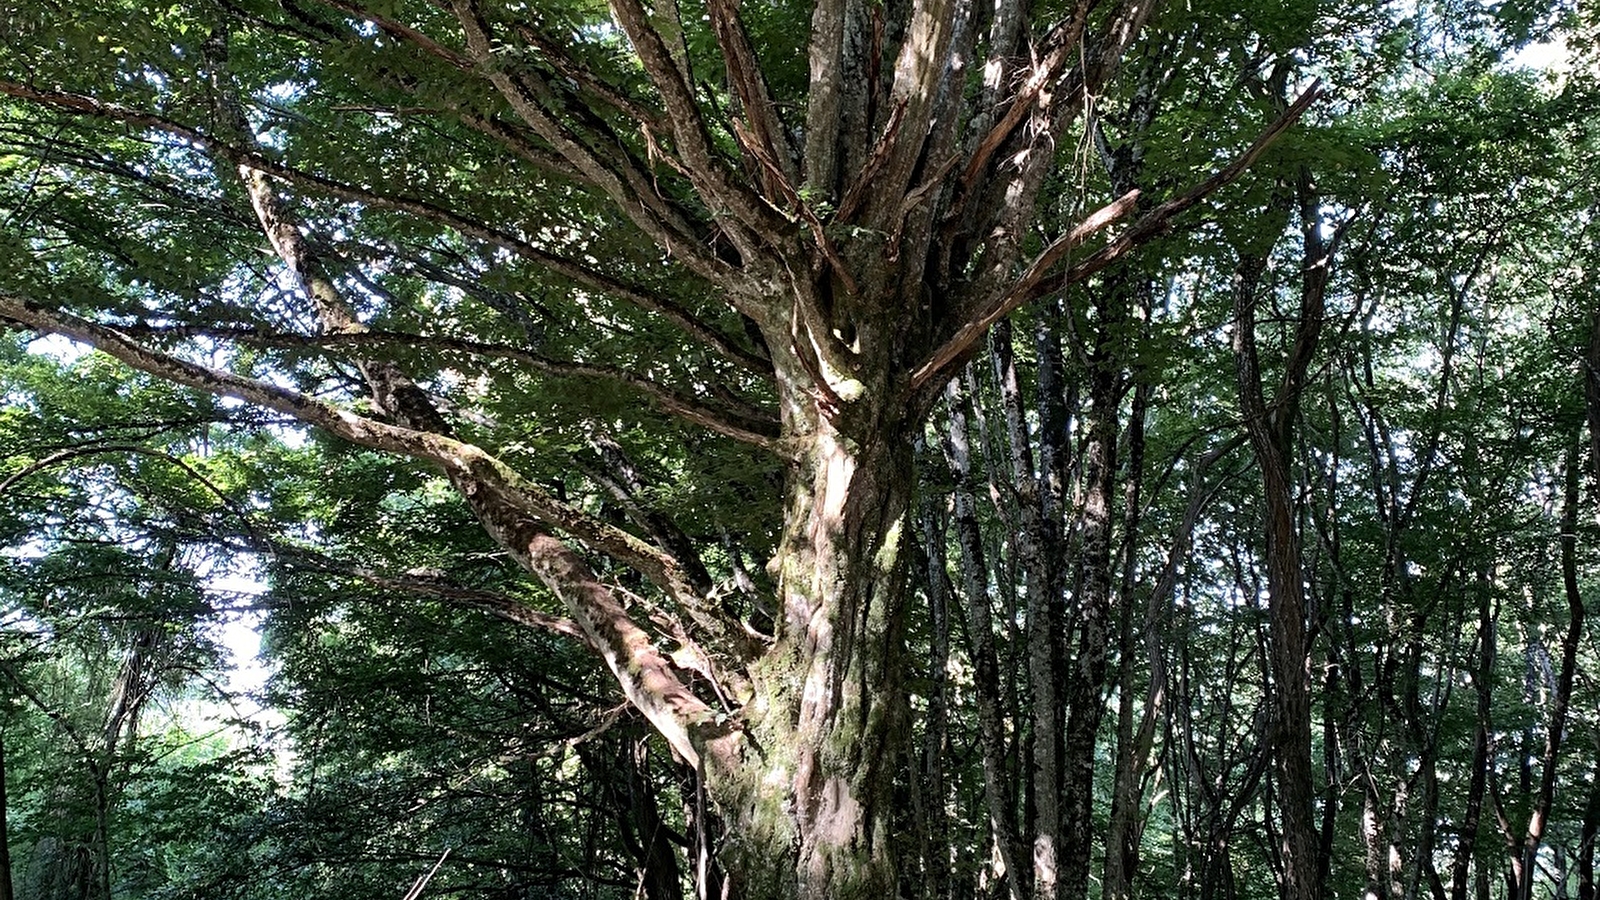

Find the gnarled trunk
[[709, 365, 916, 900]]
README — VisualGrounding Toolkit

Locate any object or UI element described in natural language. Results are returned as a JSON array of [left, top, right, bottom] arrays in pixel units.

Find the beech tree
[[0, 0, 1326, 896]]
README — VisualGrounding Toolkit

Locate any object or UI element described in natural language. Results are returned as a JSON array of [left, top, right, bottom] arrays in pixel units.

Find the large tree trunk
[[707, 339, 917, 899]]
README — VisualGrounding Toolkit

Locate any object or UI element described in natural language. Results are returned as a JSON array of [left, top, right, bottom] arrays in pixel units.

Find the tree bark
[[1448, 568, 1495, 900], [1230, 168, 1330, 900], [711, 398, 915, 900], [0, 730, 13, 900], [944, 376, 1028, 900], [1061, 286, 1126, 900], [916, 497, 953, 900], [990, 318, 1066, 900], [1104, 377, 1151, 900]]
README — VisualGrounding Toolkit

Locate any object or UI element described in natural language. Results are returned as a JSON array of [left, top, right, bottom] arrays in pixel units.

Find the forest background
[[0, 0, 1597, 898]]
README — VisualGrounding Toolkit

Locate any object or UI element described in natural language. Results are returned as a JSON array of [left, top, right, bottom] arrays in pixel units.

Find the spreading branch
[[0, 437, 587, 640], [909, 80, 1321, 393], [268, 543, 587, 642], [0, 80, 769, 372], [0, 293, 735, 764], [0, 295, 704, 615], [120, 323, 781, 451]]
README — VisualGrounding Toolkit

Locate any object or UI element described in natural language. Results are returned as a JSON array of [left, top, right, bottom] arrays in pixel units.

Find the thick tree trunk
[[709, 364, 915, 900]]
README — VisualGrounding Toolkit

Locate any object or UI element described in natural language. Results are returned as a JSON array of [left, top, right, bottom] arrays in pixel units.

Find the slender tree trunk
[[1231, 169, 1329, 900], [1061, 294, 1125, 900], [917, 497, 953, 900], [1577, 748, 1600, 900], [1104, 378, 1151, 900], [585, 734, 683, 900], [1449, 570, 1496, 900], [0, 730, 13, 900], [1512, 440, 1587, 900], [944, 377, 1028, 900], [989, 319, 1066, 900]]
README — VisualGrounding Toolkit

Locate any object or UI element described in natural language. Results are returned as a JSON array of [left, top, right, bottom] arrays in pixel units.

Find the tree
[[0, 0, 1324, 897]]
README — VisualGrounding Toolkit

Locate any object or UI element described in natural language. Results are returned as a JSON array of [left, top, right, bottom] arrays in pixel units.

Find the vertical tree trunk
[[1231, 168, 1330, 900], [1512, 440, 1587, 900], [992, 319, 1066, 900], [917, 497, 953, 900], [0, 730, 13, 900], [944, 377, 1028, 900], [711, 358, 916, 900], [1577, 750, 1600, 900], [1104, 378, 1151, 900], [1449, 571, 1495, 900], [1061, 287, 1126, 900], [583, 734, 683, 900]]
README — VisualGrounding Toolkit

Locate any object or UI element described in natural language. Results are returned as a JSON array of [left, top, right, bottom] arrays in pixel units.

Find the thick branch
[[705, 0, 799, 193], [270, 543, 586, 641], [909, 80, 1321, 393], [121, 323, 781, 451], [0, 293, 745, 765], [0, 80, 768, 372], [446, 0, 723, 260], [801, 0, 851, 195], [605, 0, 788, 243], [864, 0, 959, 221], [908, 190, 1140, 389], [0, 295, 705, 613]]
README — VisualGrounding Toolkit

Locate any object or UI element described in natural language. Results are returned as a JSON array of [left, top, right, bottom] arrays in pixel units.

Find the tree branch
[[267, 543, 586, 642], [603, 0, 789, 245], [0, 80, 770, 373], [705, 0, 800, 194], [122, 323, 783, 451], [909, 80, 1321, 393], [0, 293, 754, 766], [448, 0, 759, 285], [908, 190, 1140, 390], [0, 294, 708, 618]]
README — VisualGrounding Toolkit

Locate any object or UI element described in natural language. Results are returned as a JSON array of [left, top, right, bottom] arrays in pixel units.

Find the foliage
[[0, 0, 1596, 899]]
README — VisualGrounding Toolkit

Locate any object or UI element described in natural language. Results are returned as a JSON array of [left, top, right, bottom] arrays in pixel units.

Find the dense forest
[[0, 0, 1597, 898]]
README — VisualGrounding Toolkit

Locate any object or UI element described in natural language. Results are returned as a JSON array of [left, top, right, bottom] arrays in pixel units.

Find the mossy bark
[[706, 327, 916, 900]]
